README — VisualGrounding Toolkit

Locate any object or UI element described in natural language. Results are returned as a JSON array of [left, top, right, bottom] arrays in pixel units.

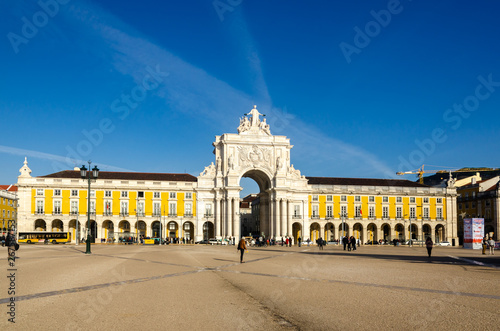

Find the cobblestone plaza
[[2, 243, 499, 330]]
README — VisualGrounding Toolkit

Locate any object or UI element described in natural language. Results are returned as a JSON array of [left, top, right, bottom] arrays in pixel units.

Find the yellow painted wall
[[178, 192, 184, 216], [62, 190, 70, 214]]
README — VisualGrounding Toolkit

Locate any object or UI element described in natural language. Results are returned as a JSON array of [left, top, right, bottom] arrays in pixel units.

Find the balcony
[[183, 213, 193, 218], [354, 216, 362, 220], [168, 214, 177, 217], [292, 215, 302, 219], [104, 212, 113, 216], [136, 212, 145, 217], [311, 215, 319, 219], [119, 212, 129, 217], [35, 210, 45, 215], [152, 212, 161, 217], [53, 211, 62, 215], [204, 213, 213, 218], [70, 211, 79, 216]]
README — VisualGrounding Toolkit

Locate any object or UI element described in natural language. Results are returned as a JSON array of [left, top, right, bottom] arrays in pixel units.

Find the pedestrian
[[482, 236, 488, 255], [425, 237, 433, 258], [342, 236, 348, 251], [6, 230, 17, 261], [488, 237, 495, 255], [350, 236, 356, 251], [298, 237, 301, 247], [237, 237, 247, 263], [317, 237, 324, 250]]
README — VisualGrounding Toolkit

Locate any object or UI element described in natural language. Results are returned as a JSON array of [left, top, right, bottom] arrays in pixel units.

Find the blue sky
[[1, 0, 500, 196]]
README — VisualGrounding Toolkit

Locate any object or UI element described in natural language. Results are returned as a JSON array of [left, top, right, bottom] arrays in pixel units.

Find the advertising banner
[[463, 218, 484, 249]]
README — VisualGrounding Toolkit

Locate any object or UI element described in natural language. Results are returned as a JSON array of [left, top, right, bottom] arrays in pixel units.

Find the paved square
[[2, 244, 499, 330]]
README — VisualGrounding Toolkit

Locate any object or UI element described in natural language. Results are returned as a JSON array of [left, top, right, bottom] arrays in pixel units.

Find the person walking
[[350, 236, 357, 251], [298, 237, 301, 247], [425, 237, 433, 258], [342, 236, 348, 251], [488, 237, 495, 255], [6, 230, 16, 260], [237, 237, 247, 263], [482, 236, 488, 255], [317, 237, 324, 250]]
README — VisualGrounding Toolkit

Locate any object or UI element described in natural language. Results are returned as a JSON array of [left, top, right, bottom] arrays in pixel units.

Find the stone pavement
[[1, 243, 499, 330]]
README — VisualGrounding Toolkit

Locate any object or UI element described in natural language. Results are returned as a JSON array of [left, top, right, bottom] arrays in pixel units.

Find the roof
[[306, 177, 429, 188], [0, 185, 18, 192], [40, 170, 197, 182]]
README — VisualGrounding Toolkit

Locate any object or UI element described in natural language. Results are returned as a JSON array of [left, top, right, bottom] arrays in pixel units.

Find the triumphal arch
[[197, 106, 310, 239]]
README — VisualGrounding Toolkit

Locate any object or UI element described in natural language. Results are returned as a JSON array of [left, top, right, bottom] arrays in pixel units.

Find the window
[[326, 205, 333, 217], [170, 192, 176, 199], [326, 195, 333, 202], [294, 205, 300, 217], [36, 189, 44, 196], [383, 196, 388, 203], [205, 204, 212, 217], [105, 201, 112, 215], [169, 203, 176, 216], [120, 201, 128, 215], [340, 195, 347, 202], [36, 200, 44, 214], [312, 205, 319, 217], [340, 205, 347, 217], [355, 205, 362, 217], [396, 207, 402, 219], [185, 203, 192, 216], [423, 197, 429, 204], [185, 192, 192, 199], [355, 196, 361, 202], [312, 195, 318, 202], [369, 206, 375, 218], [458, 203, 462, 210], [153, 202, 161, 216], [154, 192, 160, 199], [137, 202, 144, 216], [53, 201, 61, 215], [71, 201, 78, 214], [71, 190, 78, 197], [410, 197, 415, 203], [423, 207, 429, 219], [369, 196, 374, 202], [90, 190, 95, 198], [54, 189, 61, 196], [410, 207, 416, 219], [105, 191, 112, 197], [138, 191, 144, 198], [436, 207, 443, 219], [382, 206, 388, 218], [436, 198, 442, 204], [121, 191, 128, 198], [396, 197, 402, 203], [90, 201, 96, 215]]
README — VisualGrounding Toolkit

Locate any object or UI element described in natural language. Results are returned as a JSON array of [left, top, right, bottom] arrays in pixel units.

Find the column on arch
[[275, 198, 281, 237], [269, 198, 275, 238], [362, 225, 367, 244], [215, 198, 221, 238], [280, 198, 286, 237], [232, 197, 240, 239], [226, 198, 232, 238], [287, 200, 293, 239]]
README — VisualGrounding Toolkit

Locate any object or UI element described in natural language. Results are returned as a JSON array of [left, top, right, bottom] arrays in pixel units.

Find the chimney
[[471, 178, 476, 185]]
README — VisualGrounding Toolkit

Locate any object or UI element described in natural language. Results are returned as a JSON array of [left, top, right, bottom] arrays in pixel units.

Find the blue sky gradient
[[1, 0, 499, 196]]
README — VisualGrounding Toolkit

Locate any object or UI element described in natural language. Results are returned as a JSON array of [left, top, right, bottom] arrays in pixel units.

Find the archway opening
[[239, 170, 271, 239]]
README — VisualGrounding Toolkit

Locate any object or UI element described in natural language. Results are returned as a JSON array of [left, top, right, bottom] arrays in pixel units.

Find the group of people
[[2, 230, 17, 259], [482, 236, 496, 255], [342, 236, 358, 251]]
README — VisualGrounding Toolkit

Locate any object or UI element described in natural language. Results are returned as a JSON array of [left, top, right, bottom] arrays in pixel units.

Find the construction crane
[[397, 165, 493, 184]]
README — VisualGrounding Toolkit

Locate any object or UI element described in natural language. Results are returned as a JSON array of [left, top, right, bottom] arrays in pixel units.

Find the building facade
[[15, 106, 458, 244], [1, 185, 17, 233]]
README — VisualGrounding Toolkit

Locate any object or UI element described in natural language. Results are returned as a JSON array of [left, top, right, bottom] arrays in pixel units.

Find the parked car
[[195, 239, 210, 244], [436, 241, 451, 246], [208, 238, 219, 245]]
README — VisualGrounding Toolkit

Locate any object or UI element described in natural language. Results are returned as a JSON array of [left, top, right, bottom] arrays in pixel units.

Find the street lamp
[[338, 212, 347, 242], [80, 161, 99, 254]]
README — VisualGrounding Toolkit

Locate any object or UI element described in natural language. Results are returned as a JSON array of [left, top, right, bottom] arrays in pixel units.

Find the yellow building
[[0, 185, 17, 233]]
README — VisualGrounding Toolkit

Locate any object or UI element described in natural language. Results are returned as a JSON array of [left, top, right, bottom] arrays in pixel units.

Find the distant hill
[[421, 168, 500, 187]]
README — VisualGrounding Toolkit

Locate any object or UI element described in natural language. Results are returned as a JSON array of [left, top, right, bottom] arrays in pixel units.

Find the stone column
[[233, 198, 240, 239], [269, 198, 275, 238], [215, 198, 221, 238], [225, 198, 231, 238], [362, 225, 368, 244], [287, 200, 293, 239], [276, 198, 281, 237]]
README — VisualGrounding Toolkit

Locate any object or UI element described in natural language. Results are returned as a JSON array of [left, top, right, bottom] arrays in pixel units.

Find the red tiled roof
[[306, 177, 428, 188], [40, 170, 197, 182], [0, 185, 18, 192]]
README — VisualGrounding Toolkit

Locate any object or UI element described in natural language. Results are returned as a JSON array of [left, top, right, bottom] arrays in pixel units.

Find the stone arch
[[69, 219, 81, 242], [423, 224, 432, 240], [353, 223, 363, 241], [381, 223, 391, 241], [324, 222, 335, 241], [51, 219, 63, 232], [182, 221, 194, 242], [339, 223, 349, 238], [395, 223, 405, 240], [203, 221, 214, 240], [292, 222, 302, 244], [309, 222, 320, 242], [102, 220, 114, 242], [367, 223, 377, 243], [34, 219, 46, 231], [167, 221, 179, 238], [435, 224, 445, 243]]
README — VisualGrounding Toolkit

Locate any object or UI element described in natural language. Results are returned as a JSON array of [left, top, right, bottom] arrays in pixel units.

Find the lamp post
[[80, 161, 99, 254], [338, 212, 347, 243]]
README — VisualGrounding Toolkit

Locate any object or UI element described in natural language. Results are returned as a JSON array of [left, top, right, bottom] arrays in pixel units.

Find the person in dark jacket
[[6, 230, 16, 260], [342, 236, 349, 251], [350, 236, 357, 251], [237, 238, 247, 263]]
